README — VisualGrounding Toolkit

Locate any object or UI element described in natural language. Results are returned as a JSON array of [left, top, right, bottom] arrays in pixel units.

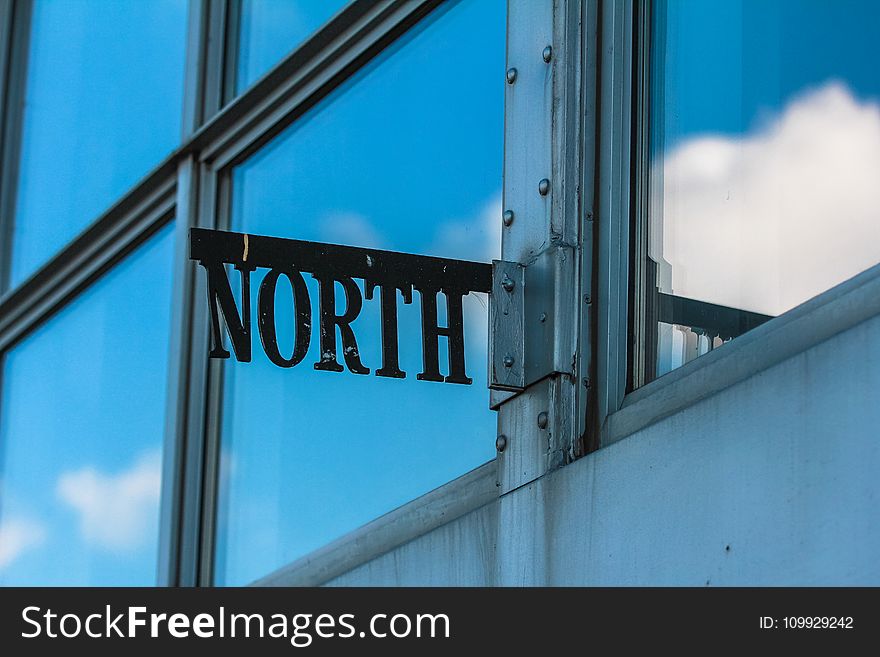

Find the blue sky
[[11, 0, 187, 287], [236, 0, 349, 93], [0, 224, 173, 585], [655, 0, 880, 146]]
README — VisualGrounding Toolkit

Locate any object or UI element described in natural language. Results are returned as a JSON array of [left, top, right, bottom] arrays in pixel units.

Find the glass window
[[9, 0, 188, 287], [214, 0, 505, 585], [234, 0, 348, 95], [639, 0, 880, 383], [0, 225, 174, 585]]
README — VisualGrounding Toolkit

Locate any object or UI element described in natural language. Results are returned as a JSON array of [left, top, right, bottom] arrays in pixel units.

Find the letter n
[[199, 260, 254, 362]]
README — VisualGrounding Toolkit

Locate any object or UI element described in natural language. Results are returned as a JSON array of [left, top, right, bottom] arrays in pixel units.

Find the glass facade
[[10, 0, 187, 286], [0, 226, 174, 584], [215, 0, 505, 585], [234, 0, 347, 95], [640, 0, 880, 382]]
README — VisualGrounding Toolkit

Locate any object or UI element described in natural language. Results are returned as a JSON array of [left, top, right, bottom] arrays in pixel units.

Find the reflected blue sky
[[11, 0, 187, 286], [216, 0, 505, 585], [236, 0, 348, 94], [655, 0, 880, 146], [0, 226, 174, 585], [651, 0, 880, 375]]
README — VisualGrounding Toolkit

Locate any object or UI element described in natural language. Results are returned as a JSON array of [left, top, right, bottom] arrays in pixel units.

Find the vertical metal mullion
[[0, 0, 33, 294], [174, 160, 217, 588], [158, 156, 201, 587], [222, 0, 242, 106], [494, 0, 586, 585], [191, 0, 239, 588], [181, 0, 208, 137], [628, 0, 653, 392], [578, 0, 600, 450], [204, 0, 235, 120], [0, 1, 31, 513], [195, 164, 225, 587], [595, 0, 634, 444], [158, 0, 208, 587], [158, 0, 227, 587]]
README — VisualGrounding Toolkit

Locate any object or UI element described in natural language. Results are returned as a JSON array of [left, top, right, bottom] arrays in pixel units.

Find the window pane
[[642, 0, 880, 382], [0, 225, 174, 585], [215, 0, 505, 585], [235, 0, 348, 95], [10, 0, 187, 286]]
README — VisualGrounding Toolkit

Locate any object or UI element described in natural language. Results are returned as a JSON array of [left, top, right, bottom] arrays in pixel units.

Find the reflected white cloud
[[56, 450, 161, 551], [428, 192, 501, 363], [431, 192, 502, 263], [319, 211, 386, 249], [655, 81, 880, 316], [0, 516, 46, 570]]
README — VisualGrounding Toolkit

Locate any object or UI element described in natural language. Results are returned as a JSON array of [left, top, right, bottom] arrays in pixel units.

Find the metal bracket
[[490, 245, 577, 392]]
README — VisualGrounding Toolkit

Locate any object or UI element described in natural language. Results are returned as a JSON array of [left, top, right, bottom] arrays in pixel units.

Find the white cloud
[[0, 517, 46, 570], [654, 81, 880, 316], [431, 192, 502, 262], [57, 450, 162, 552], [319, 211, 386, 249]]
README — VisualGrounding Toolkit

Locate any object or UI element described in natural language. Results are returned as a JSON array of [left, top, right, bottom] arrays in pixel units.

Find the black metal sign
[[190, 228, 492, 385]]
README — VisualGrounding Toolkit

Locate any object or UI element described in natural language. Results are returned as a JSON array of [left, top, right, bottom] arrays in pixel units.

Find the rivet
[[538, 178, 550, 196], [503, 355, 515, 368], [501, 274, 515, 293], [542, 45, 552, 63], [585, 210, 594, 221], [537, 411, 549, 429], [582, 377, 591, 388], [496, 434, 508, 453], [539, 312, 547, 323], [583, 293, 591, 304], [506, 67, 518, 84], [502, 209, 515, 227]]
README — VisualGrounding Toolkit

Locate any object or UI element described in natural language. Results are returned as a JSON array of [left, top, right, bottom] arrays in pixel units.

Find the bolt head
[[501, 275, 515, 293], [538, 178, 550, 196], [496, 434, 508, 453], [502, 209, 515, 227], [537, 411, 549, 429], [539, 312, 547, 323], [506, 67, 518, 84], [503, 355, 515, 368], [542, 45, 553, 63]]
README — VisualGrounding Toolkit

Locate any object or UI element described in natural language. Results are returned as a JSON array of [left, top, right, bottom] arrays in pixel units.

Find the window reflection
[[234, 0, 348, 95], [214, 0, 505, 585], [10, 0, 187, 286], [644, 0, 880, 381], [0, 225, 174, 585]]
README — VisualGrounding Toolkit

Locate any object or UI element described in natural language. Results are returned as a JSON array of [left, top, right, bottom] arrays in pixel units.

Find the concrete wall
[[327, 310, 880, 586]]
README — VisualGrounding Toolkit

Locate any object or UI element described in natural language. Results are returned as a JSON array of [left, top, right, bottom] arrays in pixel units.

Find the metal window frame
[[591, 0, 635, 446], [595, 0, 871, 452], [0, 0, 30, 294]]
